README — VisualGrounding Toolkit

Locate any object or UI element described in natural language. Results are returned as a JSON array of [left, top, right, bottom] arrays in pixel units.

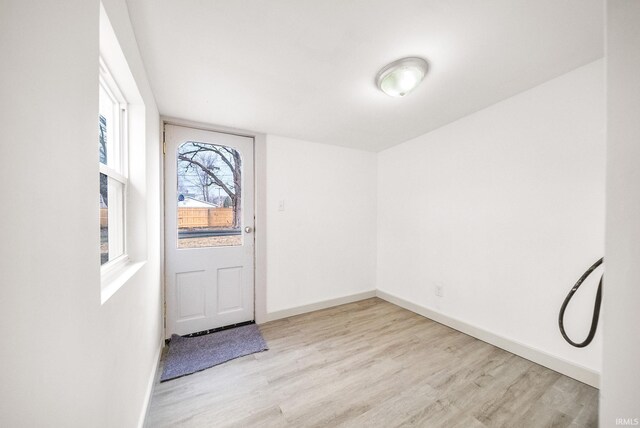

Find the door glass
[[176, 141, 242, 249]]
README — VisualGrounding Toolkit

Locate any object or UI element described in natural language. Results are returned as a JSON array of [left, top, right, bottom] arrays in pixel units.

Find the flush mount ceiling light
[[375, 57, 429, 97]]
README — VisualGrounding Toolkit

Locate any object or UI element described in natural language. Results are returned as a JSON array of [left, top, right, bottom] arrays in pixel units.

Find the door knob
[[244, 226, 253, 233]]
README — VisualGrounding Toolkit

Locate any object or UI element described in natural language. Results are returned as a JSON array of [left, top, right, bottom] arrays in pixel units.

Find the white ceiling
[[127, 0, 603, 151]]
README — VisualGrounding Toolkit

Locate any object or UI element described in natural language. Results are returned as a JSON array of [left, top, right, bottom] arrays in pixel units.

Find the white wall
[[601, 1, 640, 424], [377, 60, 605, 376], [266, 135, 377, 313], [0, 1, 162, 427]]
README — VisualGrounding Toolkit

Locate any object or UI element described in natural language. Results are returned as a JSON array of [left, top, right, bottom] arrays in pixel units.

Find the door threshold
[[166, 320, 256, 344]]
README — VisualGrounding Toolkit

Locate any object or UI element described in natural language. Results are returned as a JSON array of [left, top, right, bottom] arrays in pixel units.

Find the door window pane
[[176, 141, 242, 249]]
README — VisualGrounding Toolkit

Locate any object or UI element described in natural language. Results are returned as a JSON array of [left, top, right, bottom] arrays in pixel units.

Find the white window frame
[[99, 57, 129, 276]]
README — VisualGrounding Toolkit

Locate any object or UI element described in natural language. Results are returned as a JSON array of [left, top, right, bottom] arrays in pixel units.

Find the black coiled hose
[[558, 257, 603, 348]]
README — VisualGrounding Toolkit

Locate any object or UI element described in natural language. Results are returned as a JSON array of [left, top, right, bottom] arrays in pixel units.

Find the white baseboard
[[137, 340, 163, 428], [376, 289, 600, 388], [263, 290, 377, 323]]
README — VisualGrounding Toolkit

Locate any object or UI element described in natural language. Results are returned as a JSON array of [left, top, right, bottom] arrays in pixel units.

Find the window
[[176, 141, 243, 249], [99, 58, 127, 267], [98, 2, 146, 302]]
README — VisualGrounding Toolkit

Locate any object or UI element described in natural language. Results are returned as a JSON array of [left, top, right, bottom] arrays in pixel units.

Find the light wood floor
[[145, 298, 598, 427]]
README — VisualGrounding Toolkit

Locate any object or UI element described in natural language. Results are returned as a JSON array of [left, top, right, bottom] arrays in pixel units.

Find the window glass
[[107, 177, 125, 260], [98, 82, 117, 168], [100, 173, 109, 264], [176, 141, 242, 249]]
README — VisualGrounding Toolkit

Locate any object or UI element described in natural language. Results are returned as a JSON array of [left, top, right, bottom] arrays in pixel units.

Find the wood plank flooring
[[145, 298, 597, 427]]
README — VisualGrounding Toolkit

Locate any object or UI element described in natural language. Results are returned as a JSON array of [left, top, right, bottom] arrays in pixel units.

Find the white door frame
[[160, 117, 267, 339]]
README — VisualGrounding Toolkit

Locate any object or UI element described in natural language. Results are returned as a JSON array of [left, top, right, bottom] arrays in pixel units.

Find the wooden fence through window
[[178, 207, 234, 228]]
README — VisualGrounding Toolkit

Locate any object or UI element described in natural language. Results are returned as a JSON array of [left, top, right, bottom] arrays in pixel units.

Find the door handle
[[244, 226, 253, 233]]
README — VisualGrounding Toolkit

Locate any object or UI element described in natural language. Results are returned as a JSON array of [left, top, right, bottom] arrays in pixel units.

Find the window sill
[[101, 260, 146, 305]]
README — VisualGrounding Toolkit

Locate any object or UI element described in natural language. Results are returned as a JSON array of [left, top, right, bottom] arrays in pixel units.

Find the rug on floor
[[160, 324, 268, 382]]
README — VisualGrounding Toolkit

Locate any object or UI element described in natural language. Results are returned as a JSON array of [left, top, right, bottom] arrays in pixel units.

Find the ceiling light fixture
[[375, 57, 429, 97]]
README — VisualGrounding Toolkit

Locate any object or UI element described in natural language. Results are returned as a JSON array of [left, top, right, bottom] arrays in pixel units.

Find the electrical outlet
[[435, 285, 443, 297], [278, 200, 285, 211]]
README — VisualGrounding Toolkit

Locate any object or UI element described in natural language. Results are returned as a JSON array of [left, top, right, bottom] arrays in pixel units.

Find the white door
[[164, 124, 254, 336]]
